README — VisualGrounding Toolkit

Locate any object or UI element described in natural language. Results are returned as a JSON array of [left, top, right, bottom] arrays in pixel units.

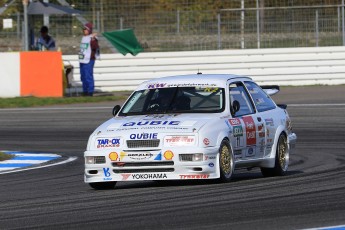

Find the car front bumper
[[84, 146, 220, 183]]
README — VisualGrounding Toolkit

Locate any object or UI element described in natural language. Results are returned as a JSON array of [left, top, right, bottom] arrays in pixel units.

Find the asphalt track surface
[[0, 85, 344, 230]]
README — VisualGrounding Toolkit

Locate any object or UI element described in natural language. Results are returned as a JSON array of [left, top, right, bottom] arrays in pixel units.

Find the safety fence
[[1, 2, 345, 53]]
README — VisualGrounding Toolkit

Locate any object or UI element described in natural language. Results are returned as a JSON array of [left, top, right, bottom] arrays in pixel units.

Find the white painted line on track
[[302, 224, 345, 230], [0, 156, 78, 175], [289, 103, 345, 107]]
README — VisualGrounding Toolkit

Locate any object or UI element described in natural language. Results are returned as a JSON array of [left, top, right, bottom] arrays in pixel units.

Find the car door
[[228, 82, 265, 160]]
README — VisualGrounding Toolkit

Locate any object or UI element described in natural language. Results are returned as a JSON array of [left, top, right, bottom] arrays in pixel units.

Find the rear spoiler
[[260, 85, 280, 96]]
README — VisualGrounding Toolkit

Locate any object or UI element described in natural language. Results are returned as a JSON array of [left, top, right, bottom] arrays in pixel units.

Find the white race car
[[84, 74, 297, 189]]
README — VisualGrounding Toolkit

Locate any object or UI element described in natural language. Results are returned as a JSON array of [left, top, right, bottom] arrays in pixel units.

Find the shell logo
[[109, 152, 118, 161], [163, 150, 174, 160]]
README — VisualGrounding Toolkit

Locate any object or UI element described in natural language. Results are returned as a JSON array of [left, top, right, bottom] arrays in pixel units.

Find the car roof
[[137, 74, 252, 90]]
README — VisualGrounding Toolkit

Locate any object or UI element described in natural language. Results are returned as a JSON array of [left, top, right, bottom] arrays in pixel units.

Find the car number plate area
[[121, 151, 158, 161]]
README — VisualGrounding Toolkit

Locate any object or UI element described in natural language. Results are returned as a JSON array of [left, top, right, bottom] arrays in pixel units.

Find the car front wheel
[[261, 133, 289, 177], [218, 139, 234, 182]]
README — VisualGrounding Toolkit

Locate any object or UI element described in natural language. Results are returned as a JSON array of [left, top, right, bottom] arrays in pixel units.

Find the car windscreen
[[119, 87, 225, 115]]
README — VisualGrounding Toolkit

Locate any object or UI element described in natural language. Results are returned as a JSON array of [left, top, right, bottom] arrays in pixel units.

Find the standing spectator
[[78, 22, 100, 96], [36, 26, 56, 51]]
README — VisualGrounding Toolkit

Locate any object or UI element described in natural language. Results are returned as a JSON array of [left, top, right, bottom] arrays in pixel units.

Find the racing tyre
[[218, 139, 234, 182], [89, 182, 117, 190], [261, 134, 289, 177]]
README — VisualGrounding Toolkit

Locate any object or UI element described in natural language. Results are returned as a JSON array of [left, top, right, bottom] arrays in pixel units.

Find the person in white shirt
[[78, 22, 100, 96]]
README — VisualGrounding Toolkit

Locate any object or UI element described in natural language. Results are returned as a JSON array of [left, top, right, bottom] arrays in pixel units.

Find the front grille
[[113, 168, 174, 173], [94, 156, 106, 164], [126, 139, 160, 148], [112, 161, 174, 167]]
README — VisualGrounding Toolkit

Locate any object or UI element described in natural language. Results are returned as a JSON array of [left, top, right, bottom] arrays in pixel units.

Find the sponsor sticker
[[229, 118, 241, 126], [129, 133, 158, 139], [233, 126, 243, 137], [203, 138, 210, 146], [127, 152, 153, 160], [96, 138, 121, 148], [147, 83, 167, 88], [163, 150, 174, 160], [265, 118, 274, 126], [205, 156, 216, 160], [164, 136, 195, 146], [245, 147, 256, 157], [109, 152, 118, 161], [258, 124, 266, 138], [242, 116, 256, 146], [131, 173, 168, 180], [103, 168, 112, 180], [179, 174, 210, 179], [123, 121, 180, 127], [121, 174, 131, 180], [204, 87, 219, 93]]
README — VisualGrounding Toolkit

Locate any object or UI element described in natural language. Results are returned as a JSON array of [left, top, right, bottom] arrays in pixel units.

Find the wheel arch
[[270, 125, 287, 158], [260, 125, 287, 168], [216, 131, 232, 152]]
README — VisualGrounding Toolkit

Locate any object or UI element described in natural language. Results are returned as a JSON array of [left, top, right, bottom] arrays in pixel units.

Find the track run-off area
[[0, 85, 344, 230]]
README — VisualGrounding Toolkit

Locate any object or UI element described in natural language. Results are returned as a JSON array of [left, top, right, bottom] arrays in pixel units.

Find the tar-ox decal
[[97, 138, 120, 148]]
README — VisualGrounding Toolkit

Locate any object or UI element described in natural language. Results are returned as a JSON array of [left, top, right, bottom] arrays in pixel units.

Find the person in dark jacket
[[36, 26, 56, 51]]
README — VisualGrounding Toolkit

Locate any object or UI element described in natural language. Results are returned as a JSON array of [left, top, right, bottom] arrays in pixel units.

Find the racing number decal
[[228, 118, 244, 148], [242, 116, 256, 146]]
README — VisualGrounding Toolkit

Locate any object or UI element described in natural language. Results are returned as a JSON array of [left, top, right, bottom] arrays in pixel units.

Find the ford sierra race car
[[84, 74, 297, 189]]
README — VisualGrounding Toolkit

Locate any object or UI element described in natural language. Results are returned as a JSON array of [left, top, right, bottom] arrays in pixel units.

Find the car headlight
[[179, 153, 203, 162], [164, 135, 196, 147], [85, 156, 106, 164]]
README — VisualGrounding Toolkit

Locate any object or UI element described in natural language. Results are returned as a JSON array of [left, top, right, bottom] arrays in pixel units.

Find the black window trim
[[229, 81, 256, 117]]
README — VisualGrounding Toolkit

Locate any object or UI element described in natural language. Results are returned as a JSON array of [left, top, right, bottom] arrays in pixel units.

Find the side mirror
[[230, 100, 240, 116], [112, 105, 121, 116]]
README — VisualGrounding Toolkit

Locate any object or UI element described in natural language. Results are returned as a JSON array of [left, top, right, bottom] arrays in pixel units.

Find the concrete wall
[[0, 52, 63, 98], [63, 46, 345, 93], [0, 53, 20, 98]]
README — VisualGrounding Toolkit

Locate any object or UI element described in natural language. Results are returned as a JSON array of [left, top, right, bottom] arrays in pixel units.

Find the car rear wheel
[[218, 139, 234, 182], [261, 134, 289, 177], [89, 182, 117, 190]]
